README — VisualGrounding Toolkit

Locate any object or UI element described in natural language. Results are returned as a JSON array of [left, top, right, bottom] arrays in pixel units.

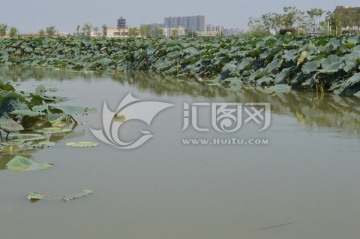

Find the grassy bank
[[0, 35, 360, 96]]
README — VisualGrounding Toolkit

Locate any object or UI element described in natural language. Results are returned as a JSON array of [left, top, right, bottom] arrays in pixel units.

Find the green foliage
[[0, 35, 360, 96], [9, 27, 18, 38], [6, 156, 53, 172], [45, 26, 56, 36], [0, 23, 8, 38], [248, 6, 309, 33], [0, 74, 96, 153], [82, 23, 92, 38]]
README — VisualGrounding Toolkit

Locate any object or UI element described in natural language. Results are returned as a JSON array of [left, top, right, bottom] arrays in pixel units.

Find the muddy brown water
[[1, 67, 360, 239]]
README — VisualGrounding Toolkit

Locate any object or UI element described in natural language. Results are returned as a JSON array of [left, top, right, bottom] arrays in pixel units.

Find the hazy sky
[[1, 0, 359, 33]]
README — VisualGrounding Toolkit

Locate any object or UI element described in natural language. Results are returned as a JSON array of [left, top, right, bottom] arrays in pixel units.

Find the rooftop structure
[[117, 17, 127, 29]]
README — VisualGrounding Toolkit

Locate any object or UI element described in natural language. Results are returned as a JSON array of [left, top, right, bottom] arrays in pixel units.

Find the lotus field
[[0, 35, 360, 96]]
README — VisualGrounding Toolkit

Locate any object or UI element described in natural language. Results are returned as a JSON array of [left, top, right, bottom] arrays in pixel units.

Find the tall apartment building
[[164, 15, 207, 32]]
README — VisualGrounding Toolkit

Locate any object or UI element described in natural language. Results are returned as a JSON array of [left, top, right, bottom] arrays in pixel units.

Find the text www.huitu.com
[[182, 138, 269, 146]]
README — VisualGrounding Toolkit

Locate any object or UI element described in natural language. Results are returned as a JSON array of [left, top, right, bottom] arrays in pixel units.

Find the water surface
[[1, 67, 360, 239]]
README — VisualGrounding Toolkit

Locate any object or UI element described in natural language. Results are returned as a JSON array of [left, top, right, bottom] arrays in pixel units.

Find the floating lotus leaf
[[30, 141, 56, 149], [9, 133, 46, 142], [62, 189, 93, 202], [49, 105, 97, 116], [27, 192, 48, 201], [65, 141, 99, 148], [6, 156, 53, 172], [114, 114, 126, 123], [48, 113, 67, 127], [36, 127, 72, 134]]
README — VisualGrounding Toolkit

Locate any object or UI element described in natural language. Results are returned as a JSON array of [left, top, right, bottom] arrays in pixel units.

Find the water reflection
[[1, 66, 359, 135]]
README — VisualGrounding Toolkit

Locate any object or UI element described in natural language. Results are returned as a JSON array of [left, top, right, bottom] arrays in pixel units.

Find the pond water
[[1, 67, 360, 239]]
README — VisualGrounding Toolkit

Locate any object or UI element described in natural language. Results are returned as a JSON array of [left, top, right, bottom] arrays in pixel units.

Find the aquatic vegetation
[[6, 156, 53, 172], [27, 189, 93, 202], [0, 76, 96, 154], [65, 141, 99, 148], [0, 35, 359, 95]]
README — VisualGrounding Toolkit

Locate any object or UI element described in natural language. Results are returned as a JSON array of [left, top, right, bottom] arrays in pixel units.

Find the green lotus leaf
[[30, 141, 56, 149], [0, 118, 24, 133], [49, 105, 97, 116], [32, 105, 49, 112], [302, 61, 320, 74], [35, 85, 47, 95], [319, 61, 345, 74], [256, 76, 274, 86], [8, 133, 46, 142], [10, 109, 45, 117], [333, 73, 360, 95], [265, 84, 291, 93], [274, 67, 293, 84], [6, 156, 53, 172], [114, 114, 126, 123], [27, 192, 48, 201], [36, 127, 72, 134]]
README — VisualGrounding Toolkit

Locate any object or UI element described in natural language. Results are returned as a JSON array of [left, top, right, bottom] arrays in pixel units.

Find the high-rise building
[[164, 15, 207, 32], [117, 17, 127, 29]]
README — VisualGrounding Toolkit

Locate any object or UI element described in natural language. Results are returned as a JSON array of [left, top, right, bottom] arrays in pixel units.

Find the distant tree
[[39, 29, 45, 37], [0, 23, 8, 38], [248, 6, 310, 35], [171, 28, 178, 37], [9, 27, 18, 37], [333, 11, 345, 35], [139, 24, 150, 37], [82, 23, 92, 38], [45, 26, 56, 36], [248, 13, 283, 33], [93, 26, 100, 36], [139, 24, 163, 37], [76, 25, 80, 37], [320, 11, 334, 34], [282, 6, 305, 29], [128, 27, 140, 37], [102, 24, 108, 38], [307, 8, 325, 33], [154, 27, 163, 37]]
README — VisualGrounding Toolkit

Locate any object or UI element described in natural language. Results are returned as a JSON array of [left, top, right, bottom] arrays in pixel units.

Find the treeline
[[248, 6, 360, 36], [0, 24, 18, 38]]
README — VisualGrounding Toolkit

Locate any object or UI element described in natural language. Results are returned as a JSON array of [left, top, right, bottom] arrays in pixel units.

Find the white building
[[206, 24, 224, 35], [106, 28, 129, 38], [163, 27, 186, 37]]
